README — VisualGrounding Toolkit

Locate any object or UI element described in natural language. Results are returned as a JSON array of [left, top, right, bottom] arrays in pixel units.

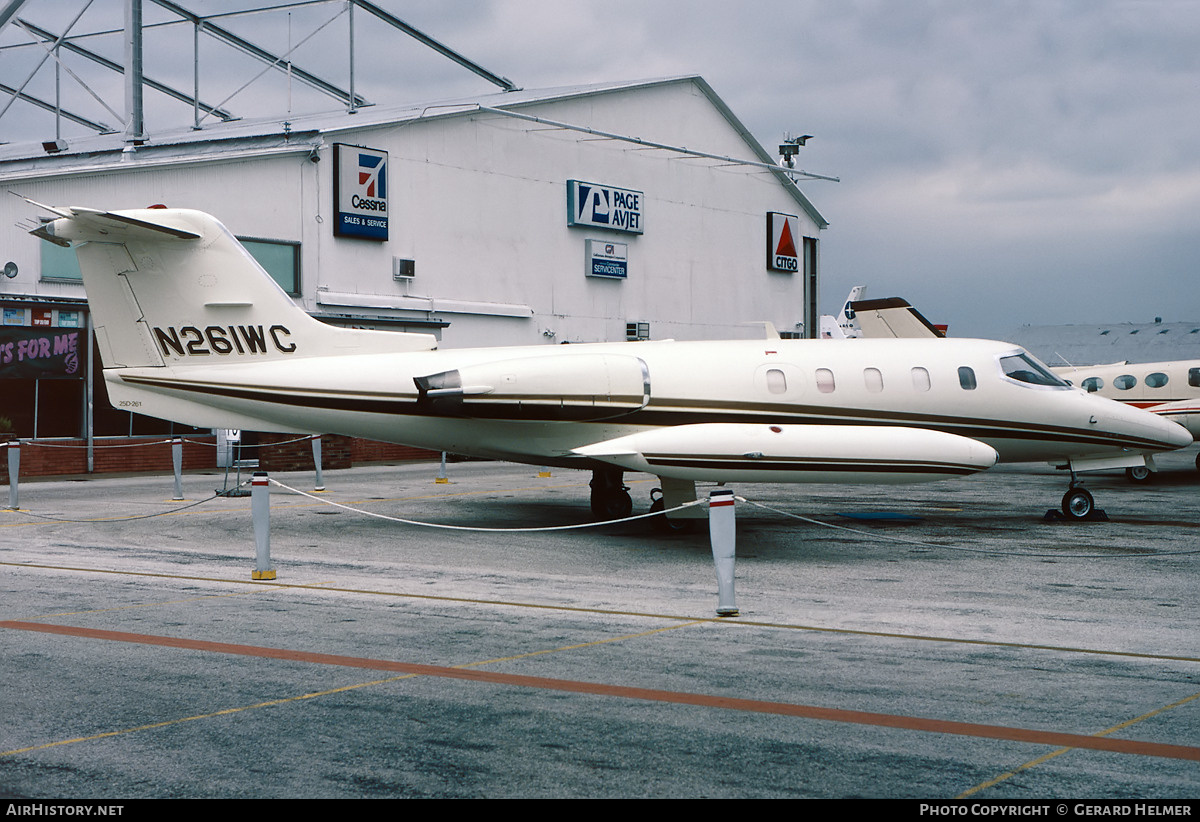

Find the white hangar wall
[[0, 77, 825, 351]]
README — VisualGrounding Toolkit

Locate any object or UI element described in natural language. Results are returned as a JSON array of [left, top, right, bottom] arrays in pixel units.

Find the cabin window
[[1145, 372, 1169, 389], [957, 366, 977, 390], [1190, 367, 1200, 387], [1114, 374, 1137, 390], [815, 368, 836, 393], [1081, 377, 1103, 393], [765, 368, 788, 394], [999, 353, 1069, 387], [864, 368, 883, 393], [911, 367, 931, 392]]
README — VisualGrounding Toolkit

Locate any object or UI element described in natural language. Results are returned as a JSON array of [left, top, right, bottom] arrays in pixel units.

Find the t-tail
[[29, 205, 436, 430]]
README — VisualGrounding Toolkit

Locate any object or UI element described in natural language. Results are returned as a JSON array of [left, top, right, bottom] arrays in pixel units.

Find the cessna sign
[[334, 143, 388, 240], [767, 212, 800, 272], [567, 180, 644, 234]]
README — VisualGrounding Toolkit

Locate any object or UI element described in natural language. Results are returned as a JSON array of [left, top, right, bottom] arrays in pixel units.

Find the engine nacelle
[[414, 353, 650, 421]]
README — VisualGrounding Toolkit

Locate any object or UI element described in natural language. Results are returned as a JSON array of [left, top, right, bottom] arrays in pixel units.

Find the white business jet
[[834, 294, 1200, 481], [29, 205, 1191, 522], [1054, 360, 1200, 477]]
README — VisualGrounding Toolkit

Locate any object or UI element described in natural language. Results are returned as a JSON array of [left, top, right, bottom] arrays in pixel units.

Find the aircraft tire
[[1125, 465, 1153, 483], [1061, 487, 1095, 520], [591, 489, 633, 520], [649, 498, 698, 534]]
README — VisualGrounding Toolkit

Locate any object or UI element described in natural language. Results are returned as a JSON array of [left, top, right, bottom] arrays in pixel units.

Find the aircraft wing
[[849, 298, 945, 339], [573, 422, 999, 483]]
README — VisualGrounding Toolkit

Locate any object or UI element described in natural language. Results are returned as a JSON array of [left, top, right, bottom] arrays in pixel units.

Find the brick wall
[[1, 436, 217, 481]]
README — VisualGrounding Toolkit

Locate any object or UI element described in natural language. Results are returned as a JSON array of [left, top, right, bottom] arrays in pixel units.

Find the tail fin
[[32, 206, 435, 369]]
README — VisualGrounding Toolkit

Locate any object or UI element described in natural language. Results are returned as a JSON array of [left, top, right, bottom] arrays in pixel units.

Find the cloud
[[4, 0, 1200, 336]]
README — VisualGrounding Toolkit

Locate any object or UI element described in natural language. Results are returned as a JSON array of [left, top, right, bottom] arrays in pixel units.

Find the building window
[[240, 238, 301, 295], [41, 236, 300, 296], [626, 321, 650, 341], [40, 240, 83, 281]]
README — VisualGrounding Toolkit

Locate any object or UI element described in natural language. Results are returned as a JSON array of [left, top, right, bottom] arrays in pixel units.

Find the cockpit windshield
[[999, 352, 1070, 388]]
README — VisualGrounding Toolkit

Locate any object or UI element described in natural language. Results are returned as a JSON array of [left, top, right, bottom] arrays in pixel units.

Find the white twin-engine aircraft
[[30, 205, 1191, 523]]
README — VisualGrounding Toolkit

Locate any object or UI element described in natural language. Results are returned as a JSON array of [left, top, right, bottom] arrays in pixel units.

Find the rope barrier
[[21, 438, 174, 449], [11, 434, 319, 450], [736, 497, 1200, 559], [267, 477, 706, 532], [4, 488, 238, 523]]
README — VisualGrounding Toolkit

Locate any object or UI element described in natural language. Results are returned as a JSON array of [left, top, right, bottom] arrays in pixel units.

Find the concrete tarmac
[[1, 449, 1198, 799]]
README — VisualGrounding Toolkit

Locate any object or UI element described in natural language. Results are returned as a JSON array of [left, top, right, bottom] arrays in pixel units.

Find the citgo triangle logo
[[767, 212, 800, 271], [775, 219, 797, 258], [358, 154, 386, 198]]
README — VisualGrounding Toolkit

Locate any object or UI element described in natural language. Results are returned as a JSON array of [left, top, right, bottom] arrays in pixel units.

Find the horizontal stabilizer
[[31, 206, 203, 245], [574, 423, 998, 483], [850, 298, 945, 339]]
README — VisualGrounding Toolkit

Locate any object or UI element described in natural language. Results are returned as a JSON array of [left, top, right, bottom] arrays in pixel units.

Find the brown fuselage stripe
[[4, 620, 1197, 762], [118, 374, 1172, 451]]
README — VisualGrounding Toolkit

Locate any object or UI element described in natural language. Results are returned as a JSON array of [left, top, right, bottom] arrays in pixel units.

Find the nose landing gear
[[1054, 467, 1108, 522], [1061, 485, 1096, 520]]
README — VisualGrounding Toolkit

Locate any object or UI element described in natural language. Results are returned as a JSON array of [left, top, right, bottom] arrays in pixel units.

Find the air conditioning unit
[[392, 257, 415, 280]]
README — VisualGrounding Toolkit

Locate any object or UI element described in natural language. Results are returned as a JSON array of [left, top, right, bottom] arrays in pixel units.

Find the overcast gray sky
[[4, 0, 1199, 337]]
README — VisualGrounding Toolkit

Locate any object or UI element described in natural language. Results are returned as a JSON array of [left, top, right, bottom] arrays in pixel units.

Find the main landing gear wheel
[[1061, 486, 1095, 520], [649, 490, 698, 534], [589, 467, 632, 520], [1125, 465, 1153, 483]]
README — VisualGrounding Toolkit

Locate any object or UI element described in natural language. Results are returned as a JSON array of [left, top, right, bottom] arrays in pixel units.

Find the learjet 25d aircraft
[[28, 204, 1192, 523]]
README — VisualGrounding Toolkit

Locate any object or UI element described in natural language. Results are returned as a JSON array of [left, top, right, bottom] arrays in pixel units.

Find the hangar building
[[0, 75, 828, 470]]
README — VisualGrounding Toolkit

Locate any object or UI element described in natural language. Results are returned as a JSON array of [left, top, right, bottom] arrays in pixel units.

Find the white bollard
[[6, 441, 18, 511], [251, 472, 276, 580], [172, 438, 184, 501], [311, 435, 325, 492], [435, 451, 449, 484], [708, 489, 738, 616]]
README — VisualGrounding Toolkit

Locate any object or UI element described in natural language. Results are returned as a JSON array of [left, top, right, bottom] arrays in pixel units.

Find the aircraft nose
[[1163, 417, 1194, 449], [1111, 402, 1193, 450]]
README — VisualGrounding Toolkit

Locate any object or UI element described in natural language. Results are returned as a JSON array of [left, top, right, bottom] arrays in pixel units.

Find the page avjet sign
[[567, 180, 644, 234]]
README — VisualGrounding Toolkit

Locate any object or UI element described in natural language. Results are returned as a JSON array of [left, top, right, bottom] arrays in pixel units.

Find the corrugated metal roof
[[0, 75, 827, 227], [1008, 322, 1200, 367]]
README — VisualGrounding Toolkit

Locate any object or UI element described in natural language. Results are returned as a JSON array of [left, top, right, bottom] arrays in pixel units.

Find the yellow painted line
[[3, 560, 1198, 665], [0, 620, 704, 759], [5, 620, 1199, 763], [958, 690, 1200, 797]]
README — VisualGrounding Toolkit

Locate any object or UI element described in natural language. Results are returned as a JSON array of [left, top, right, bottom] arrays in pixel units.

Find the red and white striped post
[[251, 472, 276, 580], [708, 488, 738, 616], [5, 441, 18, 511]]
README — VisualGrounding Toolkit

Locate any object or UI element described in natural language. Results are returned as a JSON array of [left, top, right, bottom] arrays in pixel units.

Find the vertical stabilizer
[[31, 206, 436, 370]]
